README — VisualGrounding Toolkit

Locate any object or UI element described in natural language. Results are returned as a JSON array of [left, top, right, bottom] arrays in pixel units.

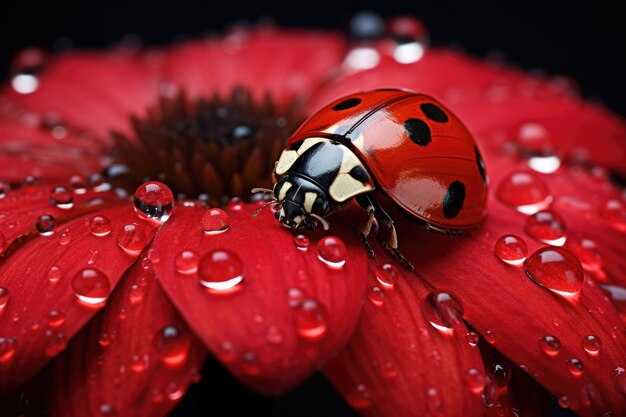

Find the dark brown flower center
[[107, 88, 300, 205]]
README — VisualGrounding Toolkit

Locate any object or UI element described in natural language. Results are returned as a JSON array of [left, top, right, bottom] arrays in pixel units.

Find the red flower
[[1, 20, 626, 417]]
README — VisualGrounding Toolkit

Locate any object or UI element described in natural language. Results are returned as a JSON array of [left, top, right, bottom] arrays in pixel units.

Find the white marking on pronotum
[[277, 181, 292, 201], [303, 192, 318, 213], [328, 147, 375, 202], [274, 137, 326, 175]]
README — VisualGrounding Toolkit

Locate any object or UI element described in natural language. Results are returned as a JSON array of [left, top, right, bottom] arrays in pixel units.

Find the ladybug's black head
[[273, 175, 331, 230]]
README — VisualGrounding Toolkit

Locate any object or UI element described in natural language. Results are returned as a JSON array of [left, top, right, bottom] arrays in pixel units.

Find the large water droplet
[[386, 16, 428, 64], [566, 238, 602, 272], [175, 250, 199, 275], [36, 214, 56, 236], [293, 234, 310, 251], [72, 268, 111, 305], [133, 181, 174, 223], [50, 186, 73, 209], [0, 337, 17, 363], [525, 246, 584, 296], [198, 249, 244, 293], [316, 236, 347, 269], [465, 368, 487, 394], [567, 358, 584, 376], [581, 335, 601, 356], [422, 290, 464, 332], [366, 286, 385, 307], [116, 223, 148, 255], [524, 210, 567, 246], [614, 366, 626, 395], [375, 263, 399, 289], [293, 299, 328, 340], [154, 325, 190, 367], [494, 234, 527, 265], [346, 384, 371, 409], [201, 208, 230, 235], [539, 335, 561, 357], [90, 215, 112, 237], [496, 171, 551, 214]]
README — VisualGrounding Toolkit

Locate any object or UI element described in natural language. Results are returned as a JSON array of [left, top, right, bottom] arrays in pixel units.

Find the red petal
[[1, 52, 160, 138], [150, 203, 368, 393], [161, 28, 346, 105], [44, 258, 206, 417], [324, 244, 485, 417], [0, 203, 158, 389]]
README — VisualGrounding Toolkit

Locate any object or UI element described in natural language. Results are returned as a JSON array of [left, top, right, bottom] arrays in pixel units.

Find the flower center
[[107, 88, 300, 205]]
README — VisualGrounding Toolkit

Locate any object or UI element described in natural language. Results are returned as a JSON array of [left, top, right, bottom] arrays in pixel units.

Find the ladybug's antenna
[[309, 213, 330, 231], [252, 200, 281, 218], [251, 187, 274, 195]]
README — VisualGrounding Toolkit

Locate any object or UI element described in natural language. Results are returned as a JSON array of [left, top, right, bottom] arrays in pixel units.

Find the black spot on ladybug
[[290, 140, 304, 152], [349, 165, 370, 183], [420, 103, 449, 123], [404, 118, 431, 146], [474, 146, 487, 182], [443, 181, 466, 219], [332, 98, 362, 111]]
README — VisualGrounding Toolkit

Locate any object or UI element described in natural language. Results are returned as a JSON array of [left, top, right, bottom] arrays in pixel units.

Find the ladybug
[[253, 89, 488, 268]]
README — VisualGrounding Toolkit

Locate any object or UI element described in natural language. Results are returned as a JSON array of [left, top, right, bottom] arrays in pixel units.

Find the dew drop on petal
[[375, 263, 399, 289], [175, 250, 199, 275], [127, 285, 144, 305], [426, 388, 445, 417], [496, 171, 551, 215], [293, 299, 328, 340], [386, 16, 429, 64], [465, 368, 487, 394], [116, 223, 148, 256], [600, 199, 626, 232], [293, 234, 310, 251], [98, 403, 117, 415], [197, 249, 244, 293], [422, 289, 464, 332], [614, 366, 626, 395], [466, 331, 479, 347], [491, 362, 511, 389], [484, 330, 496, 344], [48, 265, 62, 284], [36, 214, 56, 236], [46, 310, 66, 328], [70, 175, 87, 194], [524, 210, 567, 246], [316, 236, 347, 269], [366, 286, 385, 307], [226, 197, 243, 212], [566, 238, 602, 272], [45, 332, 67, 357], [581, 335, 601, 355], [0, 337, 17, 363], [154, 325, 190, 367], [287, 287, 307, 307], [50, 185, 73, 209], [133, 181, 174, 223], [11, 73, 39, 94], [539, 335, 561, 357], [0, 232, 7, 254], [494, 234, 528, 265], [90, 215, 112, 237], [72, 268, 111, 305], [525, 246, 584, 296], [58, 229, 71, 245], [266, 326, 283, 344], [567, 358, 584, 376], [130, 354, 148, 373], [0, 287, 9, 313], [201, 208, 230, 234], [346, 384, 371, 409], [558, 396, 571, 408]]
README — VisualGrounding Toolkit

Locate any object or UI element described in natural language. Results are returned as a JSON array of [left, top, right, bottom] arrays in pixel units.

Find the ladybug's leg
[[355, 195, 376, 257]]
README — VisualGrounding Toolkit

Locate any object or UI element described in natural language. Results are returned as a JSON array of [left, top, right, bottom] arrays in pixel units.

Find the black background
[[3, 1, 621, 416]]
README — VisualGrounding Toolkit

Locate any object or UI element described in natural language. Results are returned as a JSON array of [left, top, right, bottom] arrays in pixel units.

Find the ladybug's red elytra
[[253, 89, 488, 269]]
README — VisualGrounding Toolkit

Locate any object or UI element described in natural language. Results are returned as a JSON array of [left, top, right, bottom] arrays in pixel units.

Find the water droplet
[[386, 16, 428, 64], [98, 404, 117, 416], [484, 330, 496, 344], [0, 287, 9, 313], [165, 382, 184, 401], [614, 366, 626, 395], [0, 337, 17, 363], [525, 246, 584, 296], [494, 234, 528, 265], [226, 197, 243, 212], [116, 223, 148, 255], [287, 287, 307, 307], [128, 285, 144, 305], [266, 326, 283, 344], [380, 362, 397, 379], [0, 232, 7, 254], [582, 335, 601, 355], [567, 358, 584, 376], [0, 181, 9, 199], [197, 249, 244, 293], [293, 299, 328, 340], [90, 215, 112, 236], [293, 234, 310, 251], [600, 199, 626, 232], [566, 238, 602, 272], [201, 208, 230, 235], [36, 214, 56, 236], [524, 210, 567, 245], [496, 171, 551, 214], [375, 263, 399, 289], [175, 250, 199, 275], [50, 185, 73, 209], [466, 331, 479, 346], [539, 335, 561, 357], [70, 175, 87, 194], [346, 384, 370, 408], [72, 268, 111, 305], [154, 325, 190, 367], [422, 290, 464, 332], [426, 388, 445, 417], [316, 236, 347, 269], [491, 362, 511, 389], [46, 310, 65, 328], [133, 181, 174, 223], [366, 286, 385, 307], [11, 73, 39, 94], [130, 354, 148, 372], [45, 332, 67, 356], [344, 47, 380, 71], [99, 333, 111, 347], [58, 229, 71, 245], [48, 266, 62, 284], [558, 396, 570, 408], [465, 368, 487, 394]]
